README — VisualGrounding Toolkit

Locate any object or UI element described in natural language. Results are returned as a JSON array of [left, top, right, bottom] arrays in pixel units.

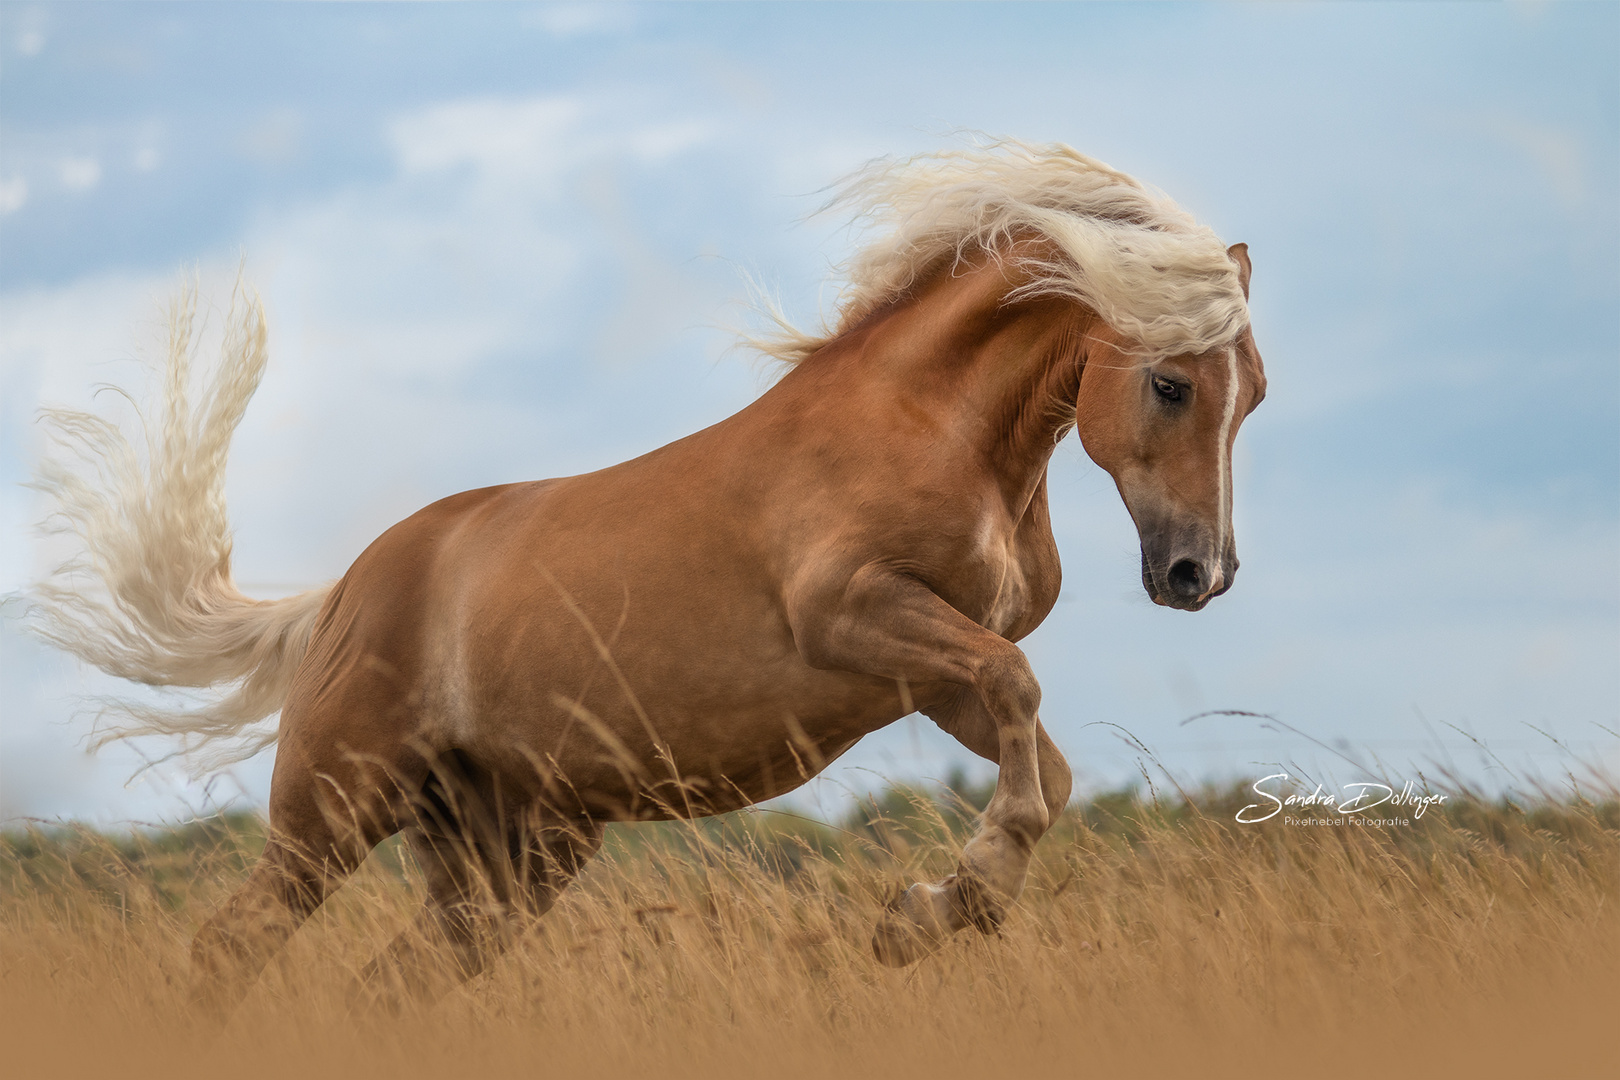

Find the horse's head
[[1073, 244, 1266, 612]]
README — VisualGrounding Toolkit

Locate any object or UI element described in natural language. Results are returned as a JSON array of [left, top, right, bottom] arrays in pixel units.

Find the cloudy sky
[[2, 2, 1615, 825]]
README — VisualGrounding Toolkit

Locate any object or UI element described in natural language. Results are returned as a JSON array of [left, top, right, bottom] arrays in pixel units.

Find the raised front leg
[[873, 691, 1073, 963], [787, 564, 1058, 965]]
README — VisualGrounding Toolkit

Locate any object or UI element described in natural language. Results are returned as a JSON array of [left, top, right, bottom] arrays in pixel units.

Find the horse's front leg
[[787, 566, 1061, 965], [872, 692, 1073, 963]]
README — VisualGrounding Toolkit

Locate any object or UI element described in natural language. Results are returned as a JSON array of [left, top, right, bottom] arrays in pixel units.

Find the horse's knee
[[975, 645, 1041, 724]]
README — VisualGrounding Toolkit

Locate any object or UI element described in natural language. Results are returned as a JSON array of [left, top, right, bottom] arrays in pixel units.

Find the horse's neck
[[832, 263, 1086, 515]]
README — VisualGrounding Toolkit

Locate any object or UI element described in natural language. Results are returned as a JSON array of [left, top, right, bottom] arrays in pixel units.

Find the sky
[[1, 2, 1616, 826]]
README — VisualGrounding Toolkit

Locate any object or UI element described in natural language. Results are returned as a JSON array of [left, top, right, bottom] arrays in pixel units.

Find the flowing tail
[[29, 278, 332, 769]]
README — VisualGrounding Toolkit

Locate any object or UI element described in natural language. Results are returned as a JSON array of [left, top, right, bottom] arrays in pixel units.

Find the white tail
[[29, 277, 331, 769]]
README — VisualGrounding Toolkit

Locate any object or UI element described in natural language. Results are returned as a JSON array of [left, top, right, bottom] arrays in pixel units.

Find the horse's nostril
[[1168, 559, 1203, 597]]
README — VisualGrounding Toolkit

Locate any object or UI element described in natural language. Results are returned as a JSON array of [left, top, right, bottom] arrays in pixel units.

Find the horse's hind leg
[[351, 825, 491, 1008], [190, 775, 393, 1019], [355, 815, 603, 1010]]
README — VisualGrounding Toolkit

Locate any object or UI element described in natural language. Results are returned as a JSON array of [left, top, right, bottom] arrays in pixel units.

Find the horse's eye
[[1152, 376, 1183, 402]]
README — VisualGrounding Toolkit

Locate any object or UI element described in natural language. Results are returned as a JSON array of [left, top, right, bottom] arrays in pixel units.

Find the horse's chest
[[944, 517, 1060, 639]]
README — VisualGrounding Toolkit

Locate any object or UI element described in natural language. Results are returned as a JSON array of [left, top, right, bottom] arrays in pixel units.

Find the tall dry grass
[[3, 775, 1615, 1080]]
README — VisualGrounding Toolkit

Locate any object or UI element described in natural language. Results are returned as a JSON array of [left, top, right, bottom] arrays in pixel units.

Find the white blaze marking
[[1210, 347, 1240, 596]]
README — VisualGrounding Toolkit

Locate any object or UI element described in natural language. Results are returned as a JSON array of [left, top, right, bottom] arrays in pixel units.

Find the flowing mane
[[755, 140, 1250, 365]]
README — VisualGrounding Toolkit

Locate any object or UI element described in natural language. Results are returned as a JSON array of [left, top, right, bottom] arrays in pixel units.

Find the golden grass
[[3, 779, 1615, 1080]]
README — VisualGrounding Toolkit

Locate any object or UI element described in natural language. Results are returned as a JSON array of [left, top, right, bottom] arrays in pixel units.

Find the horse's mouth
[[1140, 553, 1227, 612], [1145, 580, 1211, 612]]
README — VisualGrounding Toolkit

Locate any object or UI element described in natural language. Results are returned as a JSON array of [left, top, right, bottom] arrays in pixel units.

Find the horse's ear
[[1227, 243, 1252, 300]]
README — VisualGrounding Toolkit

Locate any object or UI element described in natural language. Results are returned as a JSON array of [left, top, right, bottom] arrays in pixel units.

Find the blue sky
[[2, 2, 1615, 825]]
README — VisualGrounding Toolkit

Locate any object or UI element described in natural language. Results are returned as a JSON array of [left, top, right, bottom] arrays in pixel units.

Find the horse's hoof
[[871, 921, 922, 966], [187, 981, 233, 1028], [346, 963, 410, 1018], [871, 880, 955, 966], [949, 870, 1005, 935]]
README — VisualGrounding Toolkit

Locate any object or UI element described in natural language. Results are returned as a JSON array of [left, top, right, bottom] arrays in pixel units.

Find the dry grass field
[[3, 772, 1615, 1080]]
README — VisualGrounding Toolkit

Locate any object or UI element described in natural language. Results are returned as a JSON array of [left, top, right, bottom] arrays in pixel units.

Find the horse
[[30, 142, 1265, 1013]]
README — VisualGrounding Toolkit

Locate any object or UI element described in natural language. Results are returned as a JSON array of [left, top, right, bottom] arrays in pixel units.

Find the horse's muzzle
[[1141, 550, 1236, 611]]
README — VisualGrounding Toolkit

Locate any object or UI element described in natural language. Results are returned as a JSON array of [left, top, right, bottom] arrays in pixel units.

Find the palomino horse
[[32, 143, 1264, 1012]]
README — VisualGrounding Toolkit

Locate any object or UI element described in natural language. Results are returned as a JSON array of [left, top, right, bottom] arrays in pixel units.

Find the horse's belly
[[414, 507, 914, 815], [455, 610, 911, 813]]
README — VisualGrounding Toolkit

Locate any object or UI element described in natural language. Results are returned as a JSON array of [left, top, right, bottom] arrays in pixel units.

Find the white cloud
[[0, 269, 197, 596], [58, 156, 101, 191], [132, 146, 160, 172], [1488, 115, 1588, 209], [390, 96, 588, 181], [12, 7, 46, 58], [0, 267, 177, 411], [522, 3, 634, 38], [389, 95, 721, 189], [0, 176, 26, 215], [626, 118, 719, 162], [236, 108, 303, 166]]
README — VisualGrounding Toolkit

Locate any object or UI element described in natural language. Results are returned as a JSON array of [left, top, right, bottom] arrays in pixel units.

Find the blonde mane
[[755, 140, 1249, 365]]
